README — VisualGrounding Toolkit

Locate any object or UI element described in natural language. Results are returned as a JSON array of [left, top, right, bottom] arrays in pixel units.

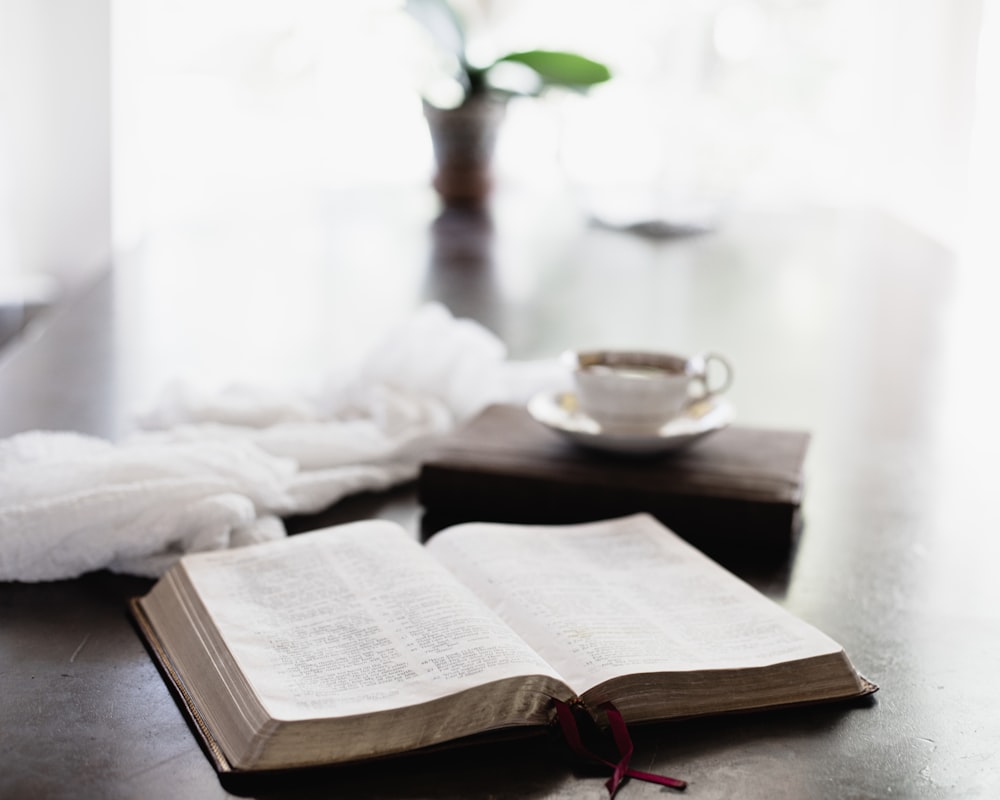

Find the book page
[[180, 521, 563, 721], [426, 515, 844, 692]]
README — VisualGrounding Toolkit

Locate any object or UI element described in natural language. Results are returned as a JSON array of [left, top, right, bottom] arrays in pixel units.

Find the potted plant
[[406, 0, 611, 206]]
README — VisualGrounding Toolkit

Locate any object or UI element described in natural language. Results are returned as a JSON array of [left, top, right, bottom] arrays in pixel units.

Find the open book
[[131, 514, 875, 775]]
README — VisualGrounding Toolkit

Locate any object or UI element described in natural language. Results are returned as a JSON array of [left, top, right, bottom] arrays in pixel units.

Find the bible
[[131, 514, 875, 780]]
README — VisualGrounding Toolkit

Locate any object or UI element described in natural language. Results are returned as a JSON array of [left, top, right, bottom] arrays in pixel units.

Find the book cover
[[419, 404, 811, 561]]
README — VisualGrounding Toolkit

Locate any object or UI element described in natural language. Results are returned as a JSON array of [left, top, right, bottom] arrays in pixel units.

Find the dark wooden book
[[131, 515, 873, 783], [418, 404, 811, 561]]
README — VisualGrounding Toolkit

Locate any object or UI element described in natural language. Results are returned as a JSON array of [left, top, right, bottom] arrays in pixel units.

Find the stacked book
[[418, 404, 811, 562]]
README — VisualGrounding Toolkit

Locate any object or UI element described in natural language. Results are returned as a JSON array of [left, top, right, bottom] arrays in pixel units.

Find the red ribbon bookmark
[[553, 698, 687, 797]]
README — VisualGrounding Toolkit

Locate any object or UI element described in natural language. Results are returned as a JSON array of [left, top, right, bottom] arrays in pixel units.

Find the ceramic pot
[[423, 94, 507, 207]]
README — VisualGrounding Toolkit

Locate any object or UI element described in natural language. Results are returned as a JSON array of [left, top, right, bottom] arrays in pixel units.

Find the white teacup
[[567, 350, 733, 430]]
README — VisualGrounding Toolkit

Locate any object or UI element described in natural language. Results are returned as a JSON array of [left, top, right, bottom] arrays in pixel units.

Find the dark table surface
[[2, 188, 999, 799]]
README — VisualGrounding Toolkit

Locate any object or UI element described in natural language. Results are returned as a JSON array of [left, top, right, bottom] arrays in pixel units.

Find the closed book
[[418, 404, 811, 561]]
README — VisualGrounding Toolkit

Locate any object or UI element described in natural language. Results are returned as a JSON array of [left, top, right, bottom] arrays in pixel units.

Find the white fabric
[[0, 304, 568, 581]]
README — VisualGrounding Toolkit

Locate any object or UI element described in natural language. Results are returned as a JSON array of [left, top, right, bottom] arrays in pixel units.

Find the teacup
[[566, 350, 733, 430]]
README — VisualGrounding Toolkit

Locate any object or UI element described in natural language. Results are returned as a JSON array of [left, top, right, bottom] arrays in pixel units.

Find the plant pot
[[423, 94, 507, 207]]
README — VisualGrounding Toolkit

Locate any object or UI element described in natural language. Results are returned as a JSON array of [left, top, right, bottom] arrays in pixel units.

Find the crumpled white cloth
[[0, 304, 568, 581]]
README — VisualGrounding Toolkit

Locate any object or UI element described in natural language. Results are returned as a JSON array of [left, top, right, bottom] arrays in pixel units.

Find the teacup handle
[[689, 352, 733, 400]]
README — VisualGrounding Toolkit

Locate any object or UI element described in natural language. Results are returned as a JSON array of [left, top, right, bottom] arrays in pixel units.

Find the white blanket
[[0, 304, 567, 581]]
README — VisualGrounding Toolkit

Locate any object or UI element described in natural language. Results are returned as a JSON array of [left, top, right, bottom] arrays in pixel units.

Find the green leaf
[[494, 50, 611, 90]]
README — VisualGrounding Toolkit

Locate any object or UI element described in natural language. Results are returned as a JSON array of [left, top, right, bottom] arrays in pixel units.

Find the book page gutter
[[427, 516, 842, 692], [181, 522, 565, 721]]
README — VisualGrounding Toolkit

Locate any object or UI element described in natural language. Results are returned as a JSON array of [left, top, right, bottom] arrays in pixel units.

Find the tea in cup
[[567, 350, 733, 430]]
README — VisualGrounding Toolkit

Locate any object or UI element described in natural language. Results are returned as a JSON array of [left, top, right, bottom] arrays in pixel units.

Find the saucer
[[527, 391, 734, 455]]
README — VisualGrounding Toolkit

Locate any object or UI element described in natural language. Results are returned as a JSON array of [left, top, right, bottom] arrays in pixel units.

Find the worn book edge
[[131, 594, 877, 778], [129, 598, 236, 773], [128, 598, 548, 781]]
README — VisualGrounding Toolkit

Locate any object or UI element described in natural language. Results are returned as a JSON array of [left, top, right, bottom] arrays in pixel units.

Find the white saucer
[[527, 391, 734, 455]]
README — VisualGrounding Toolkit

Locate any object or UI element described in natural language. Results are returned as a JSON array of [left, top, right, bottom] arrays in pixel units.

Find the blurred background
[[1, 0, 997, 349]]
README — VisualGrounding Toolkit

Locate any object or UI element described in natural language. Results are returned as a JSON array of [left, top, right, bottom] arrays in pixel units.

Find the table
[[3, 189, 999, 799]]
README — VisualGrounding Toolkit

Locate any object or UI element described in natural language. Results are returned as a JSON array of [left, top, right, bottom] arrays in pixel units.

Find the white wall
[[0, 0, 991, 308], [0, 0, 111, 305], [111, 0, 987, 252]]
